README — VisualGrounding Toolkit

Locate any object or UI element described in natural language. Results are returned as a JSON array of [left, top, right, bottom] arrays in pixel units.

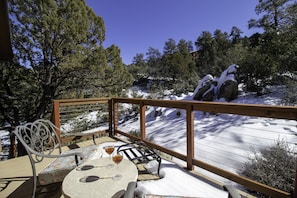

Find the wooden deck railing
[[52, 98, 113, 143], [52, 97, 297, 198]]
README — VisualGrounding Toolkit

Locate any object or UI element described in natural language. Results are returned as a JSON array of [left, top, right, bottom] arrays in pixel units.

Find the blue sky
[[85, 0, 260, 64]]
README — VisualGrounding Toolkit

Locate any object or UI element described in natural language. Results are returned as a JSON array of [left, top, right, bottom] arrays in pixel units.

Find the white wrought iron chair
[[13, 119, 85, 198]]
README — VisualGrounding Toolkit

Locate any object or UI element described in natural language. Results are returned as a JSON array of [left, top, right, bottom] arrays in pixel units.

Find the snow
[[215, 64, 238, 95], [116, 84, 297, 197], [97, 142, 229, 197], [135, 160, 228, 197], [0, 130, 9, 145], [192, 74, 214, 98], [1, 82, 296, 197]]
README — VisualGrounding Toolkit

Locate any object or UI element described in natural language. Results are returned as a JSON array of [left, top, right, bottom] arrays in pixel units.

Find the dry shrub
[[241, 139, 296, 197]]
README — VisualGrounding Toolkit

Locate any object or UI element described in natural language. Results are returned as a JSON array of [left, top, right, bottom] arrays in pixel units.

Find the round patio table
[[62, 157, 138, 198]]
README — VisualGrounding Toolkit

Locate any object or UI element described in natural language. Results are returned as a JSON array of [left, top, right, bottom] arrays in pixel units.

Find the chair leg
[[32, 166, 37, 198], [92, 134, 96, 145], [157, 158, 161, 176], [28, 155, 37, 198]]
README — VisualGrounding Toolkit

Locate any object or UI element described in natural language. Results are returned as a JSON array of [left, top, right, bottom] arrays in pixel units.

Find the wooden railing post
[[186, 104, 194, 170], [113, 100, 118, 137], [140, 102, 146, 141], [8, 128, 16, 158], [108, 99, 113, 136], [52, 100, 61, 138]]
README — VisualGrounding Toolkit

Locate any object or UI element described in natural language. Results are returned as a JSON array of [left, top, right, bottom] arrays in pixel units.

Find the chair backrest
[[13, 119, 63, 163]]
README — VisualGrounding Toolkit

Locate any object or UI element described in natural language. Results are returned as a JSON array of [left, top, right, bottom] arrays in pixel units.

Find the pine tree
[[1, 0, 132, 126]]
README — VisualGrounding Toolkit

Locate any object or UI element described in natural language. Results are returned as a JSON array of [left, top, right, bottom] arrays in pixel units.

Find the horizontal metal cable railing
[[52, 98, 112, 143]]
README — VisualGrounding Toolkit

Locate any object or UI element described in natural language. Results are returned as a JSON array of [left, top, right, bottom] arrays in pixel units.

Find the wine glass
[[104, 145, 115, 168], [112, 152, 123, 180]]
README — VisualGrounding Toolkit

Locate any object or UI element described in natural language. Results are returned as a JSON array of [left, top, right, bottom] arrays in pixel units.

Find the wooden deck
[[0, 135, 255, 198], [0, 136, 117, 198]]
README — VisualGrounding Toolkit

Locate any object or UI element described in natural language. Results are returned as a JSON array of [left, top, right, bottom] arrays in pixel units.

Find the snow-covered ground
[[117, 84, 297, 197], [97, 141, 229, 197], [0, 84, 296, 197], [0, 130, 9, 160]]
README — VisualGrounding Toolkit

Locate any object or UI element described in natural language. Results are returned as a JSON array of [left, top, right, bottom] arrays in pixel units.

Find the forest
[[1, 0, 297, 127]]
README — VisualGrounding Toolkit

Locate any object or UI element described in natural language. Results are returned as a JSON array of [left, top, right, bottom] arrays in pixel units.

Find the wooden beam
[[186, 104, 194, 170], [112, 97, 297, 120], [108, 99, 113, 136], [140, 102, 146, 140], [0, 0, 13, 62], [193, 101, 297, 120]]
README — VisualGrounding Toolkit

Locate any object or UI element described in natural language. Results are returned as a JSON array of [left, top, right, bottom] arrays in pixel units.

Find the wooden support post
[[140, 102, 146, 141], [113, 101, 118, 137], [108, 99, 113, 137], [186, 105, 194, 170], [8, 129, 16, 158], [52, 100, 61, 138], [0, 0, 13, 61]]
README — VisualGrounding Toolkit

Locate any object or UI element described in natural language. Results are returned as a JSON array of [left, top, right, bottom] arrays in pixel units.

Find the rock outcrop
[[192, 64, 239, 102], [192, 74, 214, 101]]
